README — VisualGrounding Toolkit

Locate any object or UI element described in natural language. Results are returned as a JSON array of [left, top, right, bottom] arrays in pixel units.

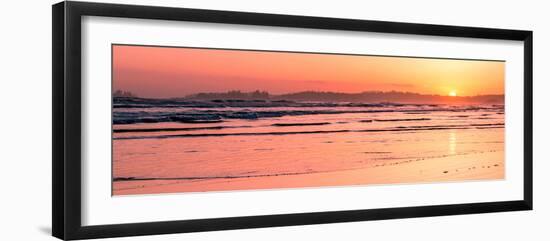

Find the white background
[[0, 0, 547, 240]]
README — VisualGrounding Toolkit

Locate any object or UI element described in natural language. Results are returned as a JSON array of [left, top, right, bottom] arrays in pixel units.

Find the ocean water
[[112, 98, 504, 194]]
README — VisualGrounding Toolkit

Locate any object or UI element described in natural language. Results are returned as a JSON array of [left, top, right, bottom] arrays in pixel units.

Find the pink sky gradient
[[113, 45, 504, 98]]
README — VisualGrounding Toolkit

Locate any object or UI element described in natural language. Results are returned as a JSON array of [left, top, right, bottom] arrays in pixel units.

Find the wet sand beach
[[112, 100, 504, 195]]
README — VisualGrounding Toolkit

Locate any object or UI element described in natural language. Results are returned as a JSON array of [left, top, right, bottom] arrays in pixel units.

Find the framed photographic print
[[52, 1, 533, 240]]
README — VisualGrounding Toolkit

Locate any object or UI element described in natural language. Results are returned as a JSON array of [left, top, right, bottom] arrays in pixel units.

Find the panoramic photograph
[[111, 44, 505, 196]]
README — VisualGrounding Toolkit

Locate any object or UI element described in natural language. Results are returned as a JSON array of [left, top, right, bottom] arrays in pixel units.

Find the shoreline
[[113, 150, 504, 196]]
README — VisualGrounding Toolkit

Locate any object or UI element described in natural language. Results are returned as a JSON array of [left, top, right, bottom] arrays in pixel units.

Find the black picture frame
[[52, 1, 533, 240]]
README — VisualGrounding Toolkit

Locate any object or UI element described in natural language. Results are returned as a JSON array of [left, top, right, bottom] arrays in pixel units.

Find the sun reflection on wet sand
[[449, 130, 457, 155]]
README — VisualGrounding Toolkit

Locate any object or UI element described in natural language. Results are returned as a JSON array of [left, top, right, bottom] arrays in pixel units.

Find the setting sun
[[111, 44, 506, 196], [113, 45, 504, 98]]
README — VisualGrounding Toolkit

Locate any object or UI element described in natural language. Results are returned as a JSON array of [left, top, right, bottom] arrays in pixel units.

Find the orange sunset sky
[[113, 45, 504, 98]]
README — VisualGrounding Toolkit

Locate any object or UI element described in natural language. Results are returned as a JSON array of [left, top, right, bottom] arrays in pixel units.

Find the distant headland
[[114, 90, 504, 104]]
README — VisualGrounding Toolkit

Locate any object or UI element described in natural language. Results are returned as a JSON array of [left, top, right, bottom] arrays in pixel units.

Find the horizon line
[[113, 89, 505, 99]]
